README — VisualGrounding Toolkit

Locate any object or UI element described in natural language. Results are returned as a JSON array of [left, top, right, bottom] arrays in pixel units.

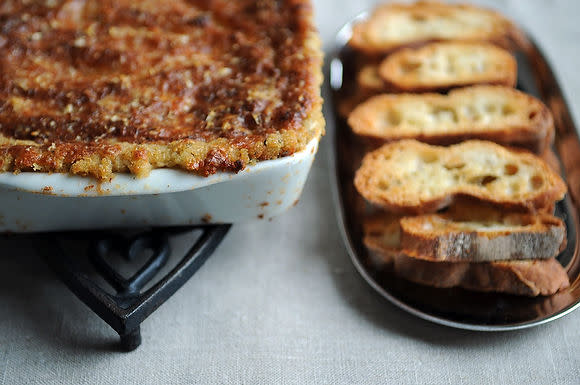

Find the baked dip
[[0, 0, 324, 180]]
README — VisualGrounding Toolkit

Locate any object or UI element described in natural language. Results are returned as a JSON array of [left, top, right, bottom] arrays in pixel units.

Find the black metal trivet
[[36, 224, 230, 351]]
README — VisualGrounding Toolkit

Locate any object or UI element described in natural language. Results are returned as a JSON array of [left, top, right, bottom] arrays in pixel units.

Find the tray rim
[[327, 12, 580, 331]]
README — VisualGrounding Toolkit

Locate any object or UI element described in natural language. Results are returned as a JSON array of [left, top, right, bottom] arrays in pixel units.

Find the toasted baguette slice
[[378, 42, 517, 92], [363, 214, 570, 296], [348, 86, 554, 153], [363, 213, 403, 261], [394, 255, 569, 297], [357, 65, 389, 93], [399, 206, 566, 262], [354, 140, 567, 214], [349, 1, 526, 54]]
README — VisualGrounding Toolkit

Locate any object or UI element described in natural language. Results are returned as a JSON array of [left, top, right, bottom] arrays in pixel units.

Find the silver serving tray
[[327, 14, 580, 331]]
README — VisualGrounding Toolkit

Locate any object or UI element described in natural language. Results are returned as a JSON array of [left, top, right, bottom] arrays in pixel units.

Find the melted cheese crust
[[0, 0, 324, 179]]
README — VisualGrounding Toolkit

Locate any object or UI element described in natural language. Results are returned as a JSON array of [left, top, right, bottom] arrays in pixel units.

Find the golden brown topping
[[0, 0, 324, 179]]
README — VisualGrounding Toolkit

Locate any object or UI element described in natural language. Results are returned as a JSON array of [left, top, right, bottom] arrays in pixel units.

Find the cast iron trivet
[[37, 224, 230, 351]]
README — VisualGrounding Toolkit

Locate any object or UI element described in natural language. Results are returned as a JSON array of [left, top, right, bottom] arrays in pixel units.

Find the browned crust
[[399, 213, 566, 262], [393, 255, 570, 297], [354, 140, 567, 214], [0, 0, 324, 180], [363, 214, 570, 296], [348, 86, 555, 154], [378, 43, 517, 93], [349, 1, 527, 55]]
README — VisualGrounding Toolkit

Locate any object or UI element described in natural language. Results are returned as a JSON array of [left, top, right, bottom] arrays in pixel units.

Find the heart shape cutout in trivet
[[89, 233, 170, 296]]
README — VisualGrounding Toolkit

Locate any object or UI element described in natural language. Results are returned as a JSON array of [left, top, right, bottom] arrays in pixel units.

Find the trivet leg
[[120, 327, 142, 351]]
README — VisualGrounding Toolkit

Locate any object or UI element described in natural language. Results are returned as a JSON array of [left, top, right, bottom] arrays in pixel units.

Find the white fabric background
[[1, 1, 579, 384]]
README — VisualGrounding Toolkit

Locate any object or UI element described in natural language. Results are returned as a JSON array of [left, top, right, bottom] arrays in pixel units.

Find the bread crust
[[393, 255, 570, 297], [348, 86, 554, 154], [354, 140, 567, 214], [363, 214, 570, 296], [378, 42, 517, 92], [400, 212, 566, 262], [349, 1, 527, 54]]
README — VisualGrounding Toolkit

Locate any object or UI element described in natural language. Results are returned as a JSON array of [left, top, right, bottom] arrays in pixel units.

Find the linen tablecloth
[[1, 1, 579, 384]]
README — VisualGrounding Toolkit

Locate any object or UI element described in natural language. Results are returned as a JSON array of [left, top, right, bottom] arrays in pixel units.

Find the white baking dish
[[0, 138, 319, 232]]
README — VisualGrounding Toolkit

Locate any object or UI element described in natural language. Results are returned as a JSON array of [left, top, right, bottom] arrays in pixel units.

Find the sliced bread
[[399, 205, 566, 262], [349, 1, 525, 54], [357, 65, 389, 94], [363, 214, 570, 296], [354, 140, 567, 214], [378, 42, 517, 92], [394, 254, 570, 297], [348, 86, 554, 153]]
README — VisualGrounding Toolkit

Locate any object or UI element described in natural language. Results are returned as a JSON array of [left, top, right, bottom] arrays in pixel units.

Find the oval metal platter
[[327, 13, 580, 331]]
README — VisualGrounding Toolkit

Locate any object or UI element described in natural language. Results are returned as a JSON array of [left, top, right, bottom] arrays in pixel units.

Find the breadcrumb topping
[[0, 0, 324, 180]]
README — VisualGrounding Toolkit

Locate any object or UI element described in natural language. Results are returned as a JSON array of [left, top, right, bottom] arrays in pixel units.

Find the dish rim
[[0, 137, 320, 197]]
